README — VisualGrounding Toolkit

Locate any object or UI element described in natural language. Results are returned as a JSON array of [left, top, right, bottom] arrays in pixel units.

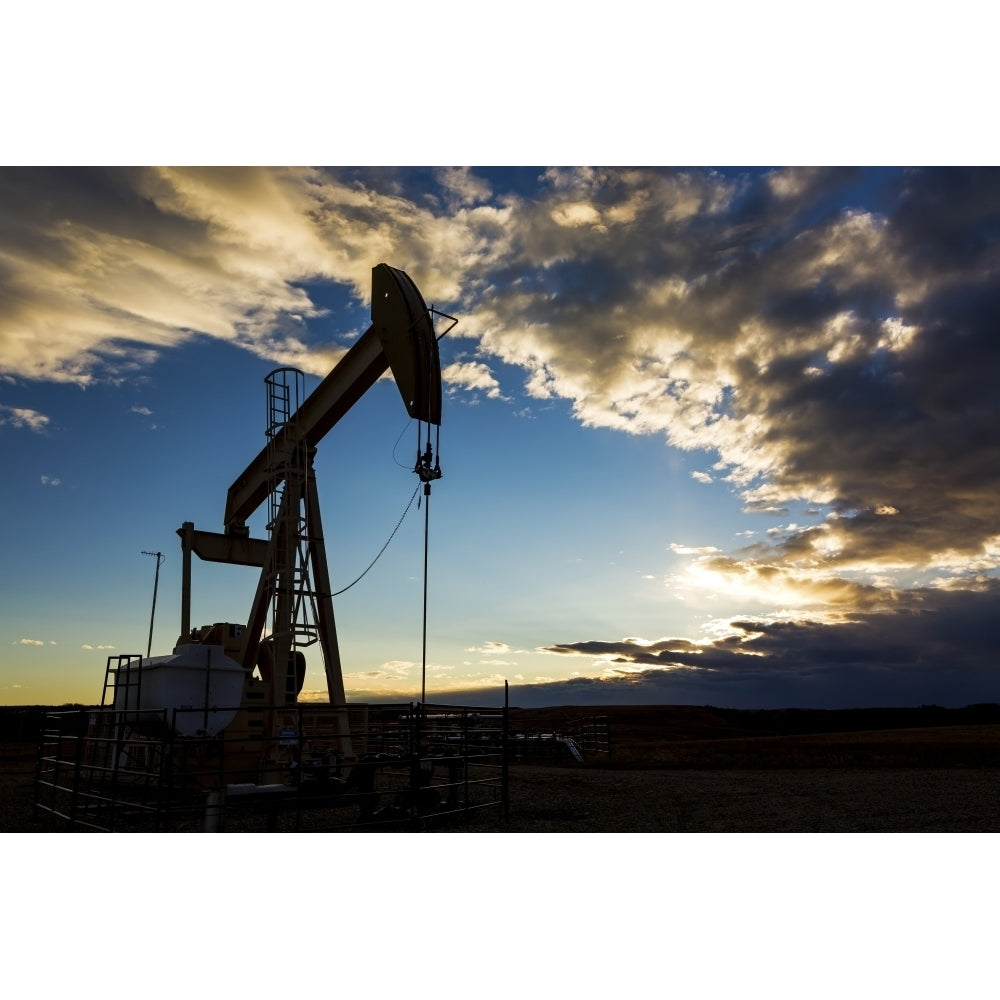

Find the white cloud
[[550, 201, 603, 229], [0, 166, 505, 385], [443, 361, 507, 400], [0, 405, 49, 432], [435, 167, 492, 208], [345, 660, 415, 682], [670, 542, 721, 556], [16, 637, 45, 646], [766, 166, 824, 200], [40, 475, 61, 486], [465, 640, 512, 654]]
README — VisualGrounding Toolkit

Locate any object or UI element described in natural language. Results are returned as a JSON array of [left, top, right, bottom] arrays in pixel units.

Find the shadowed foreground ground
[[6, 757, 1000, 833], [471, 706, 1000, 831], [466, 764, 1000, 832], [5, 705, 1000, 832]]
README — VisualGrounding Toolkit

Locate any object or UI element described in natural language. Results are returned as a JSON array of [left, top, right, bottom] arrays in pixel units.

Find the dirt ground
[[7, 706, 1000, 832], [469, 763, 1000, 832], [6, 751, 1000, 833]]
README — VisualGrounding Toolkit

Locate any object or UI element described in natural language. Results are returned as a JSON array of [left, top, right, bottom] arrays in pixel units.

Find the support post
[[179, 522, 193, 641], [304, 470, 347, 706]]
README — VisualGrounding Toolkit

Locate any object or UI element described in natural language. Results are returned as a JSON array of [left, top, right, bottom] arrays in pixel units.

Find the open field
[[5, 704, 1000, 832], [472, 763, 1000, 832], [469, 705, 1000, 832]]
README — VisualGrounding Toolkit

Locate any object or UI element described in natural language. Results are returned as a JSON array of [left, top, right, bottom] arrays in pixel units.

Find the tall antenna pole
[[421, 482, 430, 705], [141, 550, 165, 658]]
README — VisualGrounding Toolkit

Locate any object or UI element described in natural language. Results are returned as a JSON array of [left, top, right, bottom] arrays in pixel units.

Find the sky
[[2, 165, 1000, 710]]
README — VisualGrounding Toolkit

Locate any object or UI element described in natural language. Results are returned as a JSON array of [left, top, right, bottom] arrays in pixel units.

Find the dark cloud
[[753, 275, 1000, 568], [467, 166, 1000, 576], [536, 581, 1000, 709], [887, 167, 1000, 279], [745, 172, 1000, 570], [0, 167, 209, 259]]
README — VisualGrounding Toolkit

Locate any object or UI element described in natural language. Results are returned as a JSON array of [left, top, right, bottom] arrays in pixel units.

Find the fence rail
[[34, 701, 510, 832], [506, 715, 611, 761]]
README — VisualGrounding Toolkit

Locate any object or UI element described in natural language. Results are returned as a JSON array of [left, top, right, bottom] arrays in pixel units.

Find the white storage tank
[[113, 643, 247, 737]]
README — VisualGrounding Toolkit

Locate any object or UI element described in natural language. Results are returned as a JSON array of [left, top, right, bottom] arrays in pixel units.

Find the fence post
[[502, 682, 509, 823], [69, 709, 86, 830], [205, 790, 223, 832]]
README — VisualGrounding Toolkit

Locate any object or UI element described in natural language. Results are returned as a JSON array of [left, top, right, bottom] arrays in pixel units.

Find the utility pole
[[141, 550, 165, 658]]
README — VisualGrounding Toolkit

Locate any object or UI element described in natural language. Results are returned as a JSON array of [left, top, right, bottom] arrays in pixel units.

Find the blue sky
[[3, 165, 1000, 709]]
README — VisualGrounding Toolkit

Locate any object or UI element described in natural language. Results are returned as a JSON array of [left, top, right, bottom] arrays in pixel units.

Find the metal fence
[[34, 701, 509, 832], [567, 715, 611, 756], [506, 715, 611, 762]]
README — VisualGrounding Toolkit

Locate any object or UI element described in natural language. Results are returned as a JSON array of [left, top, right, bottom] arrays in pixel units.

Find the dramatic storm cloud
[[0, 166, 505, 382], [467, 167, 1000, 582], [539, 581, 1000, 709]]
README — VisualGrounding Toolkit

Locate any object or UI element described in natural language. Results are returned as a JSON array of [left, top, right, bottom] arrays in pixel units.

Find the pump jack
[[173, 264, 445, 771]]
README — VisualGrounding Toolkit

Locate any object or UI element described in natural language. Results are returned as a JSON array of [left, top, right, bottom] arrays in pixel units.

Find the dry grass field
[[467, 705, 1000, 832], [5, 704, 1000, 832]]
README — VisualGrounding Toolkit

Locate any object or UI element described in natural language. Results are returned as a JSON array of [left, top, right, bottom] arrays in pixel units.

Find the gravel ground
[[8, 725, 1000, 835], [8, 759, 1000, 833], [10, 709, 1000, 832], [462, 763, 1000, 832]]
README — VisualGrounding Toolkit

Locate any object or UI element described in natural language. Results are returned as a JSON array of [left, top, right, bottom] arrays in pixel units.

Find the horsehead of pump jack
[[168, 263, 451, 732]]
